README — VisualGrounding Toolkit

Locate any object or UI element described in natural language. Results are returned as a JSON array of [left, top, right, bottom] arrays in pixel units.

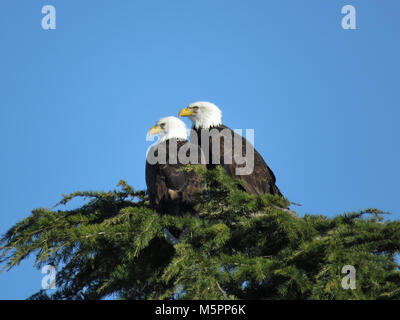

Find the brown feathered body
[[192, 125, 282, 196], [145, 138, 205, 215]]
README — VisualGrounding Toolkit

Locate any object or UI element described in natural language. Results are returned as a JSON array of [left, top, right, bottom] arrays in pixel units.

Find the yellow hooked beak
[[178, 107, 194, 118], [148, 125, 162, 135]]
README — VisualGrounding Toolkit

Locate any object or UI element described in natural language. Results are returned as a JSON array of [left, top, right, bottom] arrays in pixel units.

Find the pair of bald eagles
[[145, 101, 283, 215]]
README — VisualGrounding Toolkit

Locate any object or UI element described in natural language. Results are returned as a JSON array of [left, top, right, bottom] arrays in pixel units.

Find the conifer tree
[[1, 166, 399, 300]]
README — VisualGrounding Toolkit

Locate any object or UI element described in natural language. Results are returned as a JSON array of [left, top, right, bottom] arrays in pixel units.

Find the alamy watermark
[[41, 264, 57, 290], [41, 5, 56, 30], [342, 5, 356, 30], [341, 265, 356, 290], [146, 128, 255, 176], [40, 5, 356, 31]]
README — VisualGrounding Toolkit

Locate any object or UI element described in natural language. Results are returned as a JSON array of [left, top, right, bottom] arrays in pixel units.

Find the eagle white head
[[179, 101, 222, 129], [148, 116, 188, 143]]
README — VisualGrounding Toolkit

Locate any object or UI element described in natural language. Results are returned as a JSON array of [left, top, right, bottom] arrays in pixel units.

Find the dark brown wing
[[145, 139, 205, 215], [193, 125, 282, 196]]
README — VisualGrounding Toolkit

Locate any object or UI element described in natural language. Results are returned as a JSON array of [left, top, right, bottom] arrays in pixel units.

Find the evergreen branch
[[1, 170, 399, 300]]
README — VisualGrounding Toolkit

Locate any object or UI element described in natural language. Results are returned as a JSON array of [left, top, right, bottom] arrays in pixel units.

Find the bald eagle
[[145, 116, 205, 215], [179, 102, 283, 196]]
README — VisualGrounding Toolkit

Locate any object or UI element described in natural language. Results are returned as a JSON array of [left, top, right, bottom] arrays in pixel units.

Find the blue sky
[[0, 0, 399, 299]]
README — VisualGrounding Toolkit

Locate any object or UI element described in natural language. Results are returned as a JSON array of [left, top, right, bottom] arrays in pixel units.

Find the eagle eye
[[159, 123, 166, 129]]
